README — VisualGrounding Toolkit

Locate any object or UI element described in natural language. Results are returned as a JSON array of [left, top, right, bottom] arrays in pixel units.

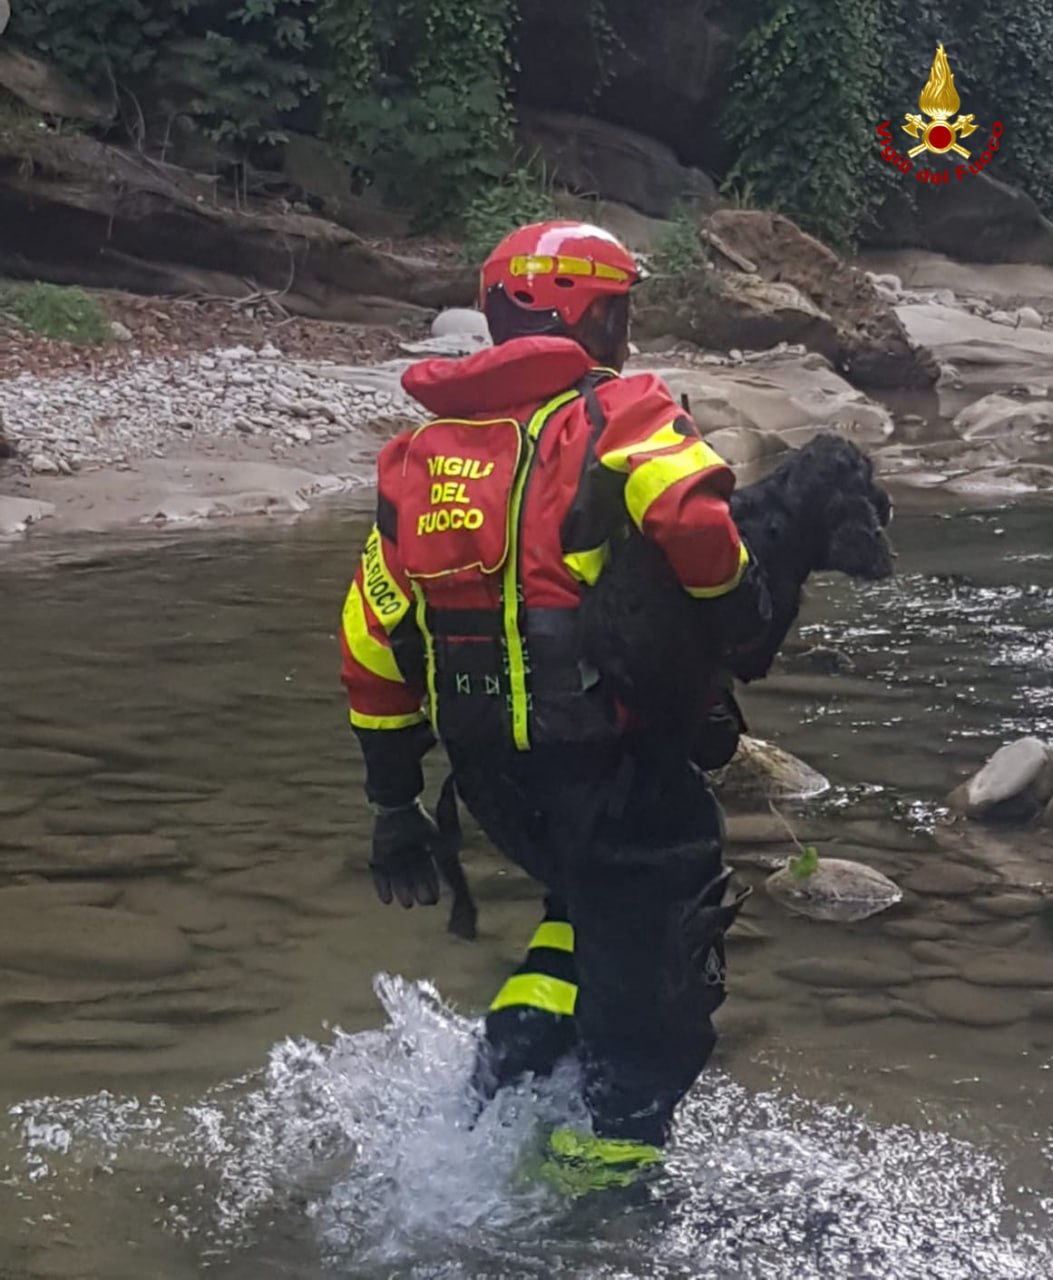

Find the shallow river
[[1, 497, 1052, 1279]]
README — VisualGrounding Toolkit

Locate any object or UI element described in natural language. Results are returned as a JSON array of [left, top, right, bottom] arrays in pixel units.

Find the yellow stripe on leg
[[528, 921, 574, 953], [489, 973, 577, 1016]]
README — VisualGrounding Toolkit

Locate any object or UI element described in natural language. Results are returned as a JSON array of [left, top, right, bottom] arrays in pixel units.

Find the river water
[[1, 498, 1052, 1279]]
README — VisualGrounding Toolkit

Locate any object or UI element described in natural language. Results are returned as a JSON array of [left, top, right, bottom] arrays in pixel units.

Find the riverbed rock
[[895, 301, 1053, 389], [869, 169, 1053, 265], [946, 737, 1053, 823], [11, 1018, 179, 1051], [638, 271, 840, 365], [777, 957, 913, 989], [0, 833, 189, 877], [942, 463, 1053, 497], [919, 979, 1031, 1028], [904, 862, 995, 897], [975, 892, 1049, 919], [77, 987, 281, 1024], [431, 308, 490, 342], [0, 905, 196, 979], [516, 107, 718, 218], [643, 356, 894, 449], [957, 951, 1053, 989], [822, 994, 894, 1025], [0, 494, 54, 535], [711, 735, 830, 806], [953, 393, 1053, 441], [702, 209, 938, 392], [766, 857, 903, 923], [0, 881, 121, 912]]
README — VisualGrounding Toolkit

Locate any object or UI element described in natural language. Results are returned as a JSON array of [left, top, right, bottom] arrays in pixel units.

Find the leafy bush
[[459, 157, 556, 264], [651, 203, 707, 277], [0, 282, 111, 344], [721, 0, 883, 250], [316, 0, 516, 227]]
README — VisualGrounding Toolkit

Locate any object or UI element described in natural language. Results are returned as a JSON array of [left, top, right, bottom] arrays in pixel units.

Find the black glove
[[368, 798, 441, 908]]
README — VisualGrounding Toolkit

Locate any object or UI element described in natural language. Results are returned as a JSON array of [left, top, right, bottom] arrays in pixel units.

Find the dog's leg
[[434, 772, 479, 940]]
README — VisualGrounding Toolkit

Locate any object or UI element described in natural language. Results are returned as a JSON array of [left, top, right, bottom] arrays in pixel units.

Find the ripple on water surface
[[5, 975, 1052, 1280]]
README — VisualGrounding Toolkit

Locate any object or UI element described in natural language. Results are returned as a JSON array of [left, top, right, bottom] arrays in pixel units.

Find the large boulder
[[895, 301, 1053, 389], [638, 271, 839, 357], [514, 1, 742, 171], [947, 737, 1053, 823], [0, 46, 115, 123], [634, 354, 894, 447], [0, 129, 475, 321], [703, 209, 938, 391], [516, 108, 718, 219], [867, 167, 1053, 266], [710, 735, 831, 807]]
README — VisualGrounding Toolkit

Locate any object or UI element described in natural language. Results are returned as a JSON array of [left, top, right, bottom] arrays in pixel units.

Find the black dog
[[579, 433, 894, 713], [433, 433, 894, 936]]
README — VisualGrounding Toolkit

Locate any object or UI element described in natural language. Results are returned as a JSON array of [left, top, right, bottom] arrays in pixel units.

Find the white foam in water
[[5, 973, 1052, 1279]]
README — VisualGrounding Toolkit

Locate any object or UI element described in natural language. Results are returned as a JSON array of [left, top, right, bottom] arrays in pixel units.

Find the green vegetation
[[789, 845, 820, 882], [722, 0, 882, 251], [459, 156, 556, 264], [0, 282, 111, 344], [7, 0, 1053, 248]]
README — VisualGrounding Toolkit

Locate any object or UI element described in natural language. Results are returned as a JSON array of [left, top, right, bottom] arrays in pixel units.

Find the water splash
[[5, 974, 1052, 1279]]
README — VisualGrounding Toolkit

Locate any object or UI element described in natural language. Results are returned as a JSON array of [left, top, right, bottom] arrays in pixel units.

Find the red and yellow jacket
[[340, 335, 749, 799]]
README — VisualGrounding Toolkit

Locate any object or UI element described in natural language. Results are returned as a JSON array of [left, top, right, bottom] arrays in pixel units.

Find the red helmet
[[480, 220, 640, 330]]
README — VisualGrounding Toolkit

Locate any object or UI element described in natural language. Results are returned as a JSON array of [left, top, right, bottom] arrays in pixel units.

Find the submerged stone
[[766, 856, 903, 922], [947, 737, 1053, 823], [777, 957, 913, 988], [712, 736, 830, 806], [0, 905, 196, 979], [11, 1018, 179, 1051], [920, 979, 1030, 1027]]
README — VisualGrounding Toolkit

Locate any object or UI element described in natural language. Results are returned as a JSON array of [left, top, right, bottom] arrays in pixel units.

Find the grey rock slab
[[958, 952, 1053, 989], [920, 979, 1030, 1027]]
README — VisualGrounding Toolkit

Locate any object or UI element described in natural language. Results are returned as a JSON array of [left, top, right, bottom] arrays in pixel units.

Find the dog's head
[[792, 435, 895, 581]]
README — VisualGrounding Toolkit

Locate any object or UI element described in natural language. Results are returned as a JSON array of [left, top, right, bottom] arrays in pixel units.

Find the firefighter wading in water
[[340, 221, 770, 1191]]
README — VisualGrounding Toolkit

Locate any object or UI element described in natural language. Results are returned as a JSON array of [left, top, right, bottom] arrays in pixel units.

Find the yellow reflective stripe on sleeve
[[489, 973, 578, 1016], [503, 388, 582, 752], [342, 581, 404, 684], [410, 581, 439, 732], [684, 540, 751, 599], [349, 708, 426, 730], [599, 420, 719, 474], [361, 525, 410, 630], [528, 921, 574, 953], [562, 543, 610, 586], [623, 439, 729, 530]]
